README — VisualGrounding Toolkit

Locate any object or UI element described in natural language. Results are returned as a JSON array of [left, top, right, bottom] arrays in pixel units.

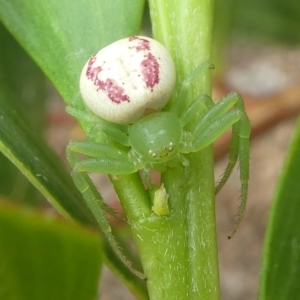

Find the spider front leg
[[167, 60, 214, 116], [182, 92, 251, 238], [66, 141, 145, 279]]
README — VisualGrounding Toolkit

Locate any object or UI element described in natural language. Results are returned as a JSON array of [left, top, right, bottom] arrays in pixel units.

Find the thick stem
[[112, 1, 219, 298], [129, 0, 220, 299], [111, 173, 151, 222]]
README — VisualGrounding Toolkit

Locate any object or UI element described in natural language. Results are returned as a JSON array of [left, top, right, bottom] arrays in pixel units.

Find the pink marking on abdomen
[[141, 53, 159, 88], [86, 56, 129, 104], [86, 56, 102, 81], [129, 36, 150, 51], [98, 79, 129, 104]]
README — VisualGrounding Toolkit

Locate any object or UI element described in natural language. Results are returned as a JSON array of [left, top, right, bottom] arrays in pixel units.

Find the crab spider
[[69, 90, 249, 180], [66, 36, 251, 277]]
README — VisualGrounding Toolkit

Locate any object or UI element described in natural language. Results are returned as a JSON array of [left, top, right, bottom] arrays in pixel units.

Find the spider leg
[[168, 60, 214, 117], [68, 140, 141, 175], [179, 94, 213, 127], [66, 142, 145, 279], [76, 158, 140, 174], [215, 116, 240, 194], [67, 143, 128, 222], [98, 122, 129, 146], [180, 92, 245, 156], [228, 97, 250, 238], [68, 141, 142, 220], [67, 105, 129, 146], [68, 140, 128, 159], [183, 92, 251, 238]]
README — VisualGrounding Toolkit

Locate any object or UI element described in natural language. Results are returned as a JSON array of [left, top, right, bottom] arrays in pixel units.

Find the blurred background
[[1, 0, 300, 299]]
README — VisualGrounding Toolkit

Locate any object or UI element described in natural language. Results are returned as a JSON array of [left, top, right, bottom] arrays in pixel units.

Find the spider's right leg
[[66, 142, 145, 279], [68, 141, 141, 174], [68, 141, 145, 221]]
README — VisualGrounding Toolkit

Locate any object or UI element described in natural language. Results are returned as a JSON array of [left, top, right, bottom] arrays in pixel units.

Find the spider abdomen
[[79, 36, 176, 125], [128, 112, 182, 162]]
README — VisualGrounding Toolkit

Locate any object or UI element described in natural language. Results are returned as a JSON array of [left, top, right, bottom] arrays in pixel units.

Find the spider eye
[[149, 150, 157, 157], [168, 142, 174, 151], [165, 142, 174, 152]]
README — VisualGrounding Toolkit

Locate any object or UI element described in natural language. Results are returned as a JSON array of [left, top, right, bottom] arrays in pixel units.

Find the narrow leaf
[[0, 88, 95, 225], [259, 117, 300, 299], [0, 201, 102, 300], [0, 23, 46, 204]]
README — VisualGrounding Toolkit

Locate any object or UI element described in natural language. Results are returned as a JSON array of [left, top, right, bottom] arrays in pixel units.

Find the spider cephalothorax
[[128, 112, 182, 163]]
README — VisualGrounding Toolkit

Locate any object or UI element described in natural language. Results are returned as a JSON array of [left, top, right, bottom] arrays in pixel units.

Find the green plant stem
[[110, 1, 219, 298], [112, 173, 151, 222], [120, 0, 219, 299]]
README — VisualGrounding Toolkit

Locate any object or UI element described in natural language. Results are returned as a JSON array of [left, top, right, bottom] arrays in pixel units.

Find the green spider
[[66, 36, 251, 278]]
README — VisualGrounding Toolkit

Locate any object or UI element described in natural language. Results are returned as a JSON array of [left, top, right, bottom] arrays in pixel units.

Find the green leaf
[[0, 88, 95, 225], [259, 117, 300, 299], [0, 0, 145, 104], [232, 0, 300, 44], [0, 22, 46, 130], [0, 23, 46, 205], [0, 201, 102, 300]]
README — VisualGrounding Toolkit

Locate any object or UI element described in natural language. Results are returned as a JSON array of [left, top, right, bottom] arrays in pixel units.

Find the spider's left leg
[[195, 94, 250, 196], [66, 105, 130, 146], [183, 92, 251, 238], [167, 60, 214, 116]]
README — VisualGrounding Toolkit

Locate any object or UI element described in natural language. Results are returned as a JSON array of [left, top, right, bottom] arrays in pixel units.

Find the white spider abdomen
[[79, 36, 176, 124]]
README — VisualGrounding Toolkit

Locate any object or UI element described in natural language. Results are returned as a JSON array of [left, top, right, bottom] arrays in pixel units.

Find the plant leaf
[[259, 117, 300, 299], [232, 0, 300, 44], [0, 88, 95, 225], [0, 201, 102, 300], [0, 0, 145, 104], [0, 23, 47, 205]]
